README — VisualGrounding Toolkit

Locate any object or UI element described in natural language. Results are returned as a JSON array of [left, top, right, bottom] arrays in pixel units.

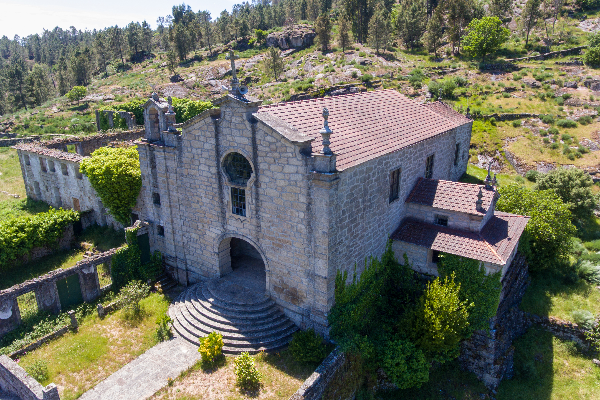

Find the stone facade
[[135, 91, 472, 333], [0, 355, 60, 400]]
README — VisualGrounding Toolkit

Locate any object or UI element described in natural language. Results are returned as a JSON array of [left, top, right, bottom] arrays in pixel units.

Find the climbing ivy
[[111, 227, 162, 290], [0, 208, 80, 270], [79, 147, 141, 226]]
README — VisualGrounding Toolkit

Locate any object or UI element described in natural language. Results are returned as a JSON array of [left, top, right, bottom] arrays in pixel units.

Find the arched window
[[223, 153, 253, 186]]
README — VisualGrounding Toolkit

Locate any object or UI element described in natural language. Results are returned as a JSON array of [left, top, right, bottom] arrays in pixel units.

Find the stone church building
[[134, 87, 506, 333]]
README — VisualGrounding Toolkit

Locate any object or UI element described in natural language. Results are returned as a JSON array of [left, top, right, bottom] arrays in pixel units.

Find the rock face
[[266, 25, 316, 50]]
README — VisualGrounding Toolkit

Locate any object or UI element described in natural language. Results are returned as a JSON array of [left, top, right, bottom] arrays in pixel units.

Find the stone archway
[[217, 236, 266, 294]]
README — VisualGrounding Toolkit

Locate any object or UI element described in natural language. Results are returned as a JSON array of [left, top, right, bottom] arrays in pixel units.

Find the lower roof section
[[391, 211, 529, 265]]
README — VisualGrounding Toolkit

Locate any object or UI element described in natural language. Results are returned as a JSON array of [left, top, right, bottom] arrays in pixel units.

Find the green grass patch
[[460, 164, 532, 188]]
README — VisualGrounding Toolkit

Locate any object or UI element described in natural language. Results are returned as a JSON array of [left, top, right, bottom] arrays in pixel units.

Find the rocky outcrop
[[266, 25, 316, 50]]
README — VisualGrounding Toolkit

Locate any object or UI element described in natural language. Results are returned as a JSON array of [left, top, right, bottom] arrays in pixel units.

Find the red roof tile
[[256, 90, 470, 170], [13, 143, 84, 162], [406, 178, 496, 215], [424, 101, 471, 125], [391, 213, 529, 265]]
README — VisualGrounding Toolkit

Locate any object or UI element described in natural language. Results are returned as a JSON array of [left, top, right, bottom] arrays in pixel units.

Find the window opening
[[223, 153, 253, 186], [425, 154, 434, 179], [454, 143, 460, 166], [61, 163, 68, 176], [435, 215, 448, 226], [24, 155, 30, 165], [33, 181, 41, 197], [40, 158, 47, 172], [389, 168, 400, 203], [231, 187, 246, 217], [72, 198, 80, 211], [432, 250, 441, 263], [152, 193, 161, 206], [48, 160, 55, 172], [17, 291, 39, 321], [157, 225, 165, 236]]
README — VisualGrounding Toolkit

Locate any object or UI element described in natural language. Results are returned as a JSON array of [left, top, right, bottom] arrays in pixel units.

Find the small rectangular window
[[454, 143, 460, 166], [48, 160, 55, 172], [389, 168, 401, 203], [152, 193, 161, 206], [24, 155, 30, 165], [61, 163, 68, 176], [435, 215, 448, 226], [157, 225, 165, 236], [231, 187, 246, 217], [40, 158, 47, 172], [72, 198, 80, 211], [432, 250, 441, 263], [131, 213, 139, 225], [425, 154, 434, 179], [75, 166, 83, 180]]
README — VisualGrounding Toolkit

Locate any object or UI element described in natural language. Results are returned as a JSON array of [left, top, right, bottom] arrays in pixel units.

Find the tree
[[6, 54, 28, 110], [410, 274, 471, 363], [496, 184, 576, 269], [70, 47, 93, 86], [368, 3, 390, 55], [263, 46, 284, 80], [522, 0, 542, 47], [166, 49, 178, 76], [315, 13, 332, 51], [25, 63, 53, 107], [110, 26, 127, 65], [382, 339, 430, 389], [126, 22, 142, 55], [56, 55, 71, 96], [490, 0, 513, 21], [392, 0, 427, 50], [170, 23, 191, 61], [535, 168, 598, 221], [198, 11, 213, 54], [445, 0, 484, 54], [424, 7, 445, 56], [94, 31, 110, 75], [337, 11, 352, 52], [461, 17, 509, 61], [66, 86, 87, 105], [141, 20, 153, 53]]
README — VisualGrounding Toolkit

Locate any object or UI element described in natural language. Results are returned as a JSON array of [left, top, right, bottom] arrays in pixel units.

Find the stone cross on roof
[[226, 50, 241, 96], [320, 108, 333, 155]]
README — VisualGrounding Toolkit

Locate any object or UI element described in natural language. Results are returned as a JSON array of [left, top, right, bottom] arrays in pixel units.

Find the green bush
[[572, 310, 595, 330], [118, 280, 150, 320], [584, 239, 600, 252], [156, 314, 173, 342], [79, 147, 141, 225], [0, 208, 80, 269], [428, 79, 457, 100], [110, 227, 162, 290], [408, 69, 425, 89], [584, 46, 600, 68], [575, 260, 600, 284], [381, 338, 429, 389], [289, 329, 326, 365], [525, 170, 540, 182], [234, 352, 262, 390], [548, 127, 559, 135], [561, 133, 572, 141], [556, 119, 577, 128], [540, 114, 554, 124], [360, 74, 374, 82], [198, 331, 224, 366], [578, 115, 593, 125], [512, 120, 521, 128], [25, 360, 49, 383]]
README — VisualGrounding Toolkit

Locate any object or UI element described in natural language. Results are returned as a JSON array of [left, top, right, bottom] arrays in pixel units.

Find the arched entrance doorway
[[218, 236, 266, 294]]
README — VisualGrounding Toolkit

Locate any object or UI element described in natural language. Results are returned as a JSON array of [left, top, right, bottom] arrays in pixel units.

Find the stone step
[[200, 284, 274, 314], [171, 303, 297, 351], [206, 280, 269, 306], [189, 285, 281, 323]]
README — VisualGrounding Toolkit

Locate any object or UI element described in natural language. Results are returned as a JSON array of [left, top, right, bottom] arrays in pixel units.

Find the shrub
[[512, 120, 521, 128], [156, 314, 173, 342], [234, 352, 262, 390], [289, 329, 326, 365], [572, 310, 595, 330], [381, 338, 429, 389], [576, 260, 600, 284], [578, 115, 593, 125], [556, 97, 565, 106], [561, 133, 572, 141], [584, 46, 600, 68], [502, 92, 510, 98], [0, 208, 80, 269], [548, 127, 559, 135], [540, 114, 554, 124], [66, 86, 87, 104], [428, 79, 457, 100], [408, 69, 425, 89], [556, 119, 577, 128], [198, 331, 224, 366], [25, 360, 49, 383], [119, 280, 150, 320], [360, 74, 374, 82], [525, 170, 540, 182], [79, 147, 141, 225]]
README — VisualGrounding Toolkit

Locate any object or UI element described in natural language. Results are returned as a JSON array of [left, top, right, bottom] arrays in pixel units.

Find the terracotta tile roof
[[256, 89, 470, 170], [391, 212, 530, 265], [13, 143, 84, 162], [424, 101, 471, 125], [406, 178, 497, 215]]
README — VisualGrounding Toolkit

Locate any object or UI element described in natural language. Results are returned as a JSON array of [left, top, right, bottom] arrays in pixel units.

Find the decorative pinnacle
[[476, 187, 484, 209], [485, 161, 493, 189], [320, 107, 333, 155], [167, 96, 174, 113]]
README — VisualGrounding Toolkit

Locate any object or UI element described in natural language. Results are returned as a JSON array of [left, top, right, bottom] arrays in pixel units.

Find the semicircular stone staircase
[[169, 279, 298, 354]]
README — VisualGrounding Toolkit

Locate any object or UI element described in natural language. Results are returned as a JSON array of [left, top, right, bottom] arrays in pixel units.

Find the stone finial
[[485, 161, 493, 189], [167, 96, 174, 113], [151, 92, 159, 101], [492, 173, 498, 187], [320, 107, 333, 155], [226, 50, 241, 96], [166, 96, 177, 132], [476, 187, 484, 209]]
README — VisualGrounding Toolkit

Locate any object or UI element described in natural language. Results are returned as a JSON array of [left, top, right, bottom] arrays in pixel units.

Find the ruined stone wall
[[0, 355, 60, 400], [404, 202, 486, 233], [43, 130, 142, 156], [0, 249, 116, 337], [327, 121, 472, 311], [14, 145, 121, 229]]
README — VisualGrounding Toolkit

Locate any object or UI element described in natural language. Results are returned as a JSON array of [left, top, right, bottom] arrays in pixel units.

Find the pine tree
[[56, 55, 71, 96], [522, 0, 542, 47], [315, 13, 332, 52], [263, 46, 284, 81], [7, 55, 28, 110], [110, 26, 127, 65], [368, 3, 390, 55], [489, 0, 513, 20], [141, 21, 153, 53], [337, 11, 352, 52], [393, 0, 427, 50], [126, 22, 142, 55], [198, 11, 213, 54], [70, 47, 93, 86], [25, 63, 53, 107], [424, 7, 445, 56], [94, 31, 109, 75]]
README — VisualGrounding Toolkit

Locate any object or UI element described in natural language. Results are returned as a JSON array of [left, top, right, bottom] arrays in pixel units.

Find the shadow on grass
[[576, 216, 600, 242], [496, 327, 553, 400], [200, 354, 227, 373], [78, 224, 126, 252], [258, 348, 320, 381]]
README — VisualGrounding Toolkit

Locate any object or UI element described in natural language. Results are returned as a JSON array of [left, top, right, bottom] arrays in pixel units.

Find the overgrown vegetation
[[289, 329, 327, 365]]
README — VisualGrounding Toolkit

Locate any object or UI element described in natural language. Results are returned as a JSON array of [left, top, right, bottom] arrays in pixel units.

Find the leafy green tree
[[522, 0, 542, 47], [141, 20, 153, 53], [410, 273, 471, 363], [446, 0, 484, 54], [94, 31, 110, 75], [25, 63, 53, 107], [535, 168, 598, 221], [381, 338, 429, 389], [315, 13, 332, 51], [170, 23, 191, 61], [337, 11, 352, 52], [496, 184, 576, 269], [368, 3, 390, 55], [126, 21, 142, 55], [66, 86, 87, 105], [424, 7, 445, 56], [461, 16, 509, 61], [584, 46, 600, 68], [263, 46, 284, 80], [438, 254, 502, 336], [79, 147, 142, 225], [56, 55, 71, 96], [392, 0, 427, 50]]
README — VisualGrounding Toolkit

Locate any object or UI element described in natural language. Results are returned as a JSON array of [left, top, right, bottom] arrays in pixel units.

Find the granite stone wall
[[0, 355, 60, 400]]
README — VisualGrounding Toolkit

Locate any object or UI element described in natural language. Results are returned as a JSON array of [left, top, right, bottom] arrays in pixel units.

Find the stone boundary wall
[[94, 110, 138, 132], [507, 46, 587, 62], [9, 325, 70, 359], [480, 63, 520, 71], [15, 224, 75, 266], [0, 248, 119, 338], [482, 113, 539, 121], [523, 313, 589, 348], [42, 130, 143, 157], [0, 137, 40, 147], [0, 355, 60, 400]]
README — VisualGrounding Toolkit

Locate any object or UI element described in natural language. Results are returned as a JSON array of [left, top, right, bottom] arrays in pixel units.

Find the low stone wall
[[14, 224, 75, 266], [480, 63, 519, 71], [0, 355, 60, 400], [0, 137, 40, 147], [95, 110, 138, 133], [523, 313, 589, 348], [482, 113, 539, 122], [507, 46, 587, 62], [43, 130, 143, 157], [0, 249, 119, 338]]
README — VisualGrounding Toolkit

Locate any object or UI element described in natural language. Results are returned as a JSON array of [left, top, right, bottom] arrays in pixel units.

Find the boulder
[[266, 24, 316, 50], [564, 81, 578, 89]]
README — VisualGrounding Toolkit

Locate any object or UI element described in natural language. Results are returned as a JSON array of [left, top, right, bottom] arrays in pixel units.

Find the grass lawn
[[17, 292, 170, 400], [150, 349, 316, 400], [460, 164, 532, 188]]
